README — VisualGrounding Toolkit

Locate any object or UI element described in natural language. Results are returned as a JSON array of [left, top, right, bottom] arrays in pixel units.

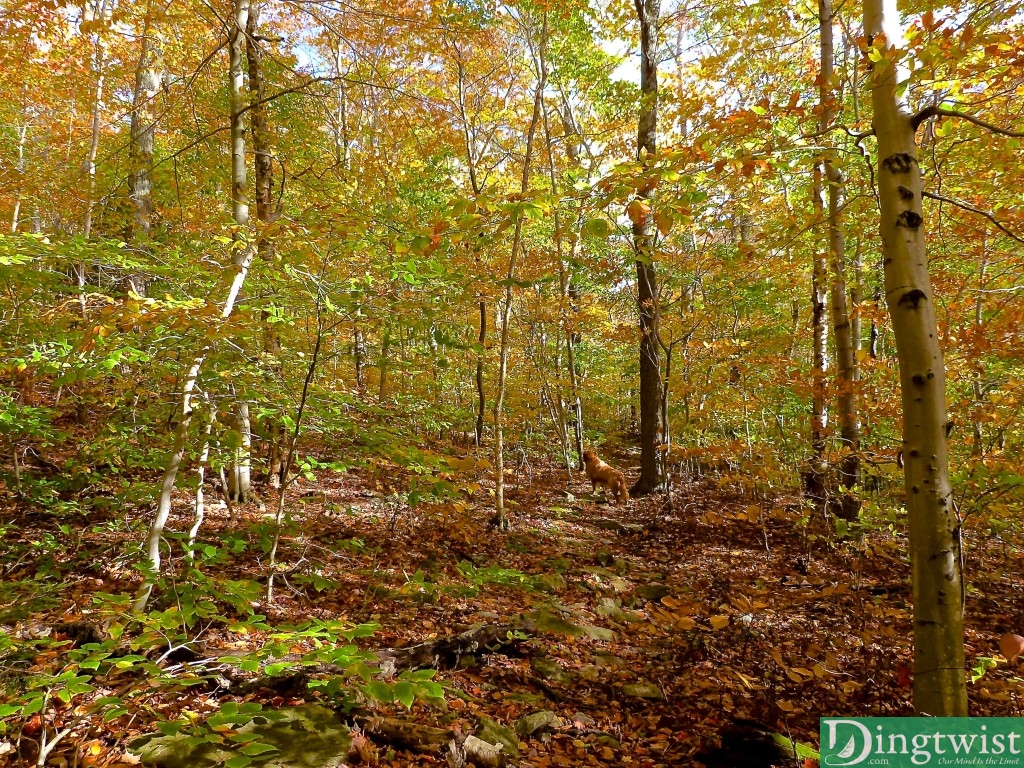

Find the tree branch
[[911, 105, 1024, 137], [922, 191, 1024, 244]]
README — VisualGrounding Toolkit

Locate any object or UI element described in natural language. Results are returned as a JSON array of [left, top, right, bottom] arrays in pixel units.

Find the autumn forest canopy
[[2, 0, 1024, 764]]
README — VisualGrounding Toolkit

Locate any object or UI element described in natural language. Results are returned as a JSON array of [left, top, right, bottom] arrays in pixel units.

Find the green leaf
[[584, 218, 612, 238], [240, 742, 279, 756], [394, 682, 415, 709], [225, 756, 253, 768], [156, 721, 184, 736], [22, 695, 45, 716], [367, 680, 394, 702]]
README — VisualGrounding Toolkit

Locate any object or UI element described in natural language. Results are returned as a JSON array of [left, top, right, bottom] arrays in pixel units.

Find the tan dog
[[582, 449, 630, 505]]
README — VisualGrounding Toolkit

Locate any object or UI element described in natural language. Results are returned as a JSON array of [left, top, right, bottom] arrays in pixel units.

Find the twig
[[922, 191, 1024, 244], [911, 105, 1024, 136]]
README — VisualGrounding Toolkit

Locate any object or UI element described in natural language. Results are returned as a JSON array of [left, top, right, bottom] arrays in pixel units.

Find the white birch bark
[[864, 0, 966, 715]]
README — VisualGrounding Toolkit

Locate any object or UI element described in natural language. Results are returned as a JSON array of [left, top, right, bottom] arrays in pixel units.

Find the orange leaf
[[626, 199, 652, 226]]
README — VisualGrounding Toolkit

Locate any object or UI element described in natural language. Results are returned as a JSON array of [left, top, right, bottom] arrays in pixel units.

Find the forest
[[1, 0, 1023, 764]]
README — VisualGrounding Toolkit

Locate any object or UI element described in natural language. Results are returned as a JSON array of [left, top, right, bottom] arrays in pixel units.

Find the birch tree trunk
[[225, 0, 253, 504], [630, 0, 664, 496], [135, 246, 256, 612], [809, 164, 829, 502], [11, 108, 29, 233], [864, 0, 966, 715]]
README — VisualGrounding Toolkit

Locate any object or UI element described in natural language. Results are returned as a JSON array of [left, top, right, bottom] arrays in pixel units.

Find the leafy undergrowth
[[2, 446, 1023, 767]]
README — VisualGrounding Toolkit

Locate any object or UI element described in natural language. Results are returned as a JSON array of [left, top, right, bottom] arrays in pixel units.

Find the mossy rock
[[620, 682, 665, 700], [129, 705, 350, 768], [532, 572, 567, 593], [515, 710, 557, 738], [531, 656, 570, 683], [476, 715, 520, 758]]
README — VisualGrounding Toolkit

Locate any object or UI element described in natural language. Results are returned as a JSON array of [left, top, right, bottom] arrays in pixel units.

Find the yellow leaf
[[735, 671, 755, 689], [771, 650, 784, 667], [676, 617, 697, 631], [445, 456, 477, 473], [776, 700, 796, 712], [709, 615, 730, 630]]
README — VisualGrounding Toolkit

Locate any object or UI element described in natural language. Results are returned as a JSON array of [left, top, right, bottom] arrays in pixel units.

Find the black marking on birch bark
[[896, 210, 923, 229], [898, 186, 914, 201], [898, 289, 927, 309], [882, 153, 914, 173]]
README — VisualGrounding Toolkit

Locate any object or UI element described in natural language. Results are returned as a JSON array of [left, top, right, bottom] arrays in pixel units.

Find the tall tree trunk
[[851, 238, 863, 364], [225, 0, 252, 503], [475, 302, 486, 447], [11, 107, 29, 233], [971, 245, 987, 456], [820, 0, 860, 516], [246, 4, 275, 261], [493, 13, 547, 529], [246, 3, 284, 487], [809, 175, 829, 501], [630, 0, 664, 496], [127, 0, 165, 296], [451, 49, 488, 448], [864, 0, 966, 716], [82, 0, 108, 240], [537, 29, 584, 471], [379, 324, 391, 402], [354, 326, 366, 392]]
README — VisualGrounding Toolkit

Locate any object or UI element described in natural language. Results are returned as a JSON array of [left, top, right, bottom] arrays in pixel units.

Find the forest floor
[[3, 443, 1023, 767]]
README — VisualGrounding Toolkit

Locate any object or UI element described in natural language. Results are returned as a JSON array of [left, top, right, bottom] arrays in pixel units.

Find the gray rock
[[514, 710, 557, 738]]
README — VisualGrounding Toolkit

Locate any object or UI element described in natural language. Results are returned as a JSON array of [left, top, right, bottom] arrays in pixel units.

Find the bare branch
[[923, 190, 1024, 245], [912, 105, 1024, 137]]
